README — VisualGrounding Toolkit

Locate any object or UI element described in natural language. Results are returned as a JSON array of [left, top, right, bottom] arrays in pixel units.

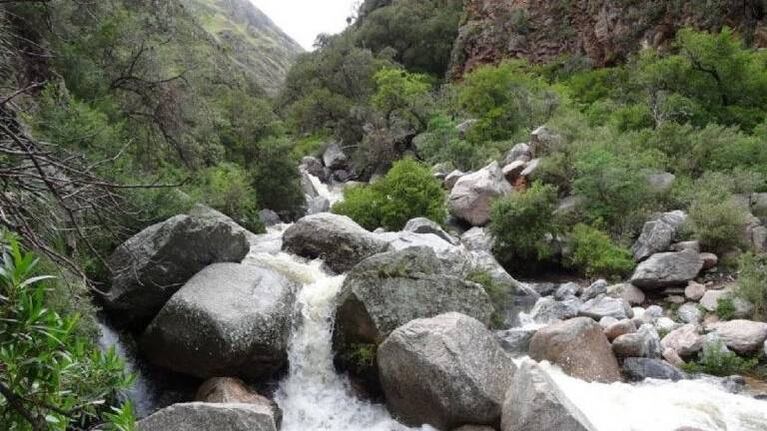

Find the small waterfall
[[245, 250, 429, 431], [308, 174, 345, 206]]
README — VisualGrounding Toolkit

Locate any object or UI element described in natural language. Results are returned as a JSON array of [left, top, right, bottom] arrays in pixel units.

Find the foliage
[[249, 137, 306, 219], [468, 271, 509, 329], [715, 296, 737, 321], [372, 68, 432, 130], [190, 163, 263, 233], [736, 253, 767, 321], [489, 182, 558, 267], [565, 224, 635, 279], [0, 234, 134, 430], [684, 174, 749, 254], [333, 159, 446, 231], [682, 340, 758, 377], [415, 115, 495, 171]]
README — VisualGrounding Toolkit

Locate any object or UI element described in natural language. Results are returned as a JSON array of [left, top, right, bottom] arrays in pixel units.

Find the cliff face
[[449, 0, 767, 79]]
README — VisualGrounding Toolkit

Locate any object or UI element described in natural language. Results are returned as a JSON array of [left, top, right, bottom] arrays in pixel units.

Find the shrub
[[682, 340, 758, 377], [191, 163, 264, 233], [737, 253, 767, 321], [565, 224, 635, 279], [468, 271, 509, 329], [0, 234, 134, 430], [250, 137, 306, 219], [333, 158, 446, 231], [489, 182, 558, 266], [715, 297, 737, 321], [685, 174, 749, 253]]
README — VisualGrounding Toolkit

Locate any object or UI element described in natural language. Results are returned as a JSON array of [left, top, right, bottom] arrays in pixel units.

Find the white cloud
[[250, 0, 358, 50]]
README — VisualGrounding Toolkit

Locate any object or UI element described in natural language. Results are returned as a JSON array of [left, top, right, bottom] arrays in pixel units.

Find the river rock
[[604, 319, 637, 342], [496, 327, 537, 356], [195, 378, 282, 428], [141, 263, 296, 380], [501, 361, 596, 431], [699, 289, 730, 312], [632, 211, 687, 261], [461, 227, 493, 251], [137, 402, 278, 431], [655, 317, 682, 334], [578, 295, 633, 320], [300, 156, 328, 182], [282, 213, 389, 273], [448, 162, 512, 226], [705, 320, 767, 354], [259, 209, 282, 226], [599, 316, 619, 328], [663, 347, 685, 367], [333, 247, 494, 352], [622, 358, 686, 382], [322, 142, 348, 170], [630, 249, 703, 290], [105, 212, 250, 328], [554, 282, 580, 300], [677, 303, 703, 324], [529, 317, 621, 383], [306, 196, 330, 215], [660, 324, 703, 358], [607, 283, 646, 306], [611, 324, 661, 359], [528, 297, 580, 324], [378, 313, 515, 429], [404, 217, 458, 245], [581, 279, 608, 301], [685, 282, 706, 301]]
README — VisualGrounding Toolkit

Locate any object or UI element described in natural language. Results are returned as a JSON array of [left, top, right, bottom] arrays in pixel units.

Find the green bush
[[468, 271, 510, 329], [489, 182, 558, 266], [333, 158, 446, 231], [682, 340, 758, 377], [737, 253, 767, 321], [565, 224, 635, 279], [0, 234, 134, 430], [250, 137, 306, 219], [715, 297, 737, 321], [191, 163, 264, 233], [685, 174, 749, 254]]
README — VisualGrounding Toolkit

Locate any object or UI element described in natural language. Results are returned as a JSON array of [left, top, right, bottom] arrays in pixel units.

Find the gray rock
[[529, 317, 621, 383], [105, 213, 250, 328], [496, 328, 537, 356], [300, 170, 319, 198], [611, 324, 661, 359], [670, 241, 701, 253], [333, 169, 355, 182], [529, 297, 580, 324], [599, 316, 619, 328], [604, 319, 637, 342], [581, 279, 608, 301], [529, 126, 561, 156], [677, 303, 703, 324], [448, 162, 512, 226], [528, 282, 558, 297], [461, 227, 494, 252], [699, 289, 730, 312], [501, 361, 596, 431], [195, 378, 282, 428], [631, 249, 703, 290], [646, 172, 676, 193], [655, 317, 682, 334], [554, 282, 580, 300], [685, 282, 706, 301], [700, 253, 719, 270], [453, 426, 495, 431], [622, 358, 686, 382], [631, 211, 687, 262], [141, 263, 296, 380], [404, 217, 458, 245], [282, 213, 389, 273], [333, 247, 494, 352], [300, 156, 328, 182], [444, 170, 465, 190], [258, 209, 282, 226], [520, 158, 540, 179], [504, 143, 533, 164], [607, 283, 646, 306], [456, 119, 479, 139], [305, 196, 330, 215], [705, 320, 767, 354], [554, 195, 585, 217], [661, 324, 703, 358], [322, 142, 348, 170], [502, 160, 527, 184], [378, 313, 516, 430], [578, 295, 633, 320], [137, 402, 277, 431], [641, 305, 665, 323]]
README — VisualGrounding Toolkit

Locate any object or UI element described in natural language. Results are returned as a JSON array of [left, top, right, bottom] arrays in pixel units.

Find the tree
[[371, 67, 432, 130]]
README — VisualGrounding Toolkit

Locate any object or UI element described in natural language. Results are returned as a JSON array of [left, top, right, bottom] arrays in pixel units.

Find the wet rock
[[259, 209, 282, 226], [660, 324, 703, 358], [300, 156, 328, 182], [137, 402, 277, 431], [528, 297, 580, 324], [705, 320, 767, 354], [622, 358, 686, 382], [685, 282, 706, 301], [581, 279, 608, 301], [630, 249, 703, 290], [578, 295, 633, 320], [554, 282, 580, 300], [333, 247, 494, 353], [496, 327, 537, 356], [282, 213, 390, 273], [529, 317, 621, 383], [306, 196, 330, 215], [611, 324, 661, 359], [448, 162, 512, 226], [378, 313, 515, 430], [404, 217, 459, 245], [105, 212, 250, 328], [503, 143, 532, 164], [141, 263, 296, 380], [322, 142, 348, 170], [604, 319, 637, 342], [195, 378, 282, 428], [501, 361, 596, 431], [677, 303, 703, 324]]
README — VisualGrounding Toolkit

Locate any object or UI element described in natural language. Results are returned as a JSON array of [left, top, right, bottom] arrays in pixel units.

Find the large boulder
[[529, 317, 621, 383], [501, 361, 596, 431], [404, 217, 459, 245], [496, 327, 537, 356], [449, 162, 512, 226], [622, 358, 686, 382], [141, 263, 296, 380], [503, 143, 532, 164], [322, 142, 348, 170], [611, 324, 661, 359], [630, 249, 703, 290], [578, 295, 633, 321], [378, 313, 515, 429], [705, 320, 767, 354], [195, 378, 282, 428], [282, 213, 389, 273], [105, 212, 250, 328], [333, 247, 494, 351], [299, 156, 328, 182], [660, 324, 703, 358], [527, 297, 580, 324], [137, 402, 277, 431], [631, 211, 687, 262]]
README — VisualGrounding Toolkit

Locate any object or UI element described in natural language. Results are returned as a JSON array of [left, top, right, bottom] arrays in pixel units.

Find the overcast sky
[[250, 0, 358, 50]]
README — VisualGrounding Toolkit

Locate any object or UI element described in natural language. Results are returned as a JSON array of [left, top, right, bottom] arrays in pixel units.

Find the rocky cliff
[[449, 0, 767, 79]]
